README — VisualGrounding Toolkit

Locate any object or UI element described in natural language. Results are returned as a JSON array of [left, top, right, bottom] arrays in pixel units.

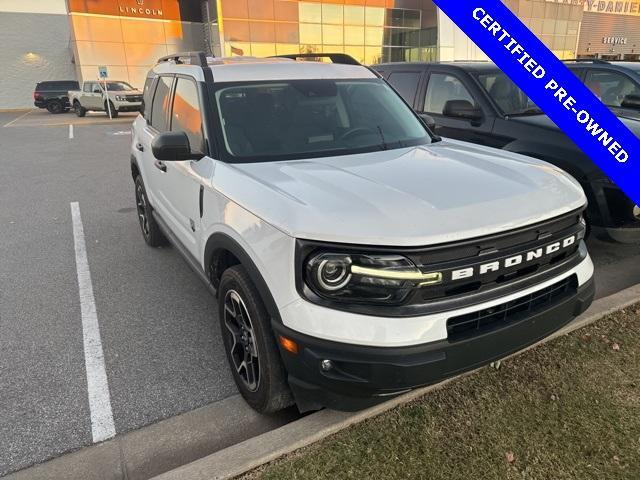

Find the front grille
[[405, 209, 585, 303], [126, 95, 142, 102], [447, 275, 577, 342]]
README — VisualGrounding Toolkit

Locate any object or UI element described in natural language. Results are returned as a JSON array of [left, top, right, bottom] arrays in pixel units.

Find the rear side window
[[83, 82, 95, 93], [170, 77, 204, 153], [150, 76, 173, 131], [584, 70, 640, 107], [387, 71, 421, 106], [424, 73, 476, 115], [141, 76, 156, 119]]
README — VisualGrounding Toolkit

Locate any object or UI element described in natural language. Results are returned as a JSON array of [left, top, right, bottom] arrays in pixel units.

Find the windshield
[[104, 82, 135, 91], [214, 79, 431, 162], [476, 72, 541, 116]]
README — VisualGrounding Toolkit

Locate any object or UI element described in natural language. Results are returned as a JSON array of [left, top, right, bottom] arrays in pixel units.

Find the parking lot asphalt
[[0, 111, 638, 477]]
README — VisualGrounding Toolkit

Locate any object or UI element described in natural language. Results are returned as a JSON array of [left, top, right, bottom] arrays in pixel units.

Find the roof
[[374, 61, 499, 73], [152, 56, 376, 83]]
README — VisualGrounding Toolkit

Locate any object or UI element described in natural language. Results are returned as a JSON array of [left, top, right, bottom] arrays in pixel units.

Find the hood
[[510, 113, 640, 137], [214, 140, 586, 246]]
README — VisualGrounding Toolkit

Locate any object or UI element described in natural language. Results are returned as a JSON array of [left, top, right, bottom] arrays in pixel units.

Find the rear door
[[418, 69, 499, 147], [139, 75, 174, 212]]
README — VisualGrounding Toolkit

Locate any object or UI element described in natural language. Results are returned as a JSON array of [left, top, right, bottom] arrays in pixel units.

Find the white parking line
[[69, 124, 74, 139], [70, 202, 116, 443], [2, 109, 33, 127]]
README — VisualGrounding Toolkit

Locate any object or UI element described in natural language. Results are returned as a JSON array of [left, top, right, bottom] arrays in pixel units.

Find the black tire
[[218, 265, 293, 413], [74, 101, 86, 117], [46, 99, 63, 114], [134, 175, 168, 247], [105, 101, 119, 118]]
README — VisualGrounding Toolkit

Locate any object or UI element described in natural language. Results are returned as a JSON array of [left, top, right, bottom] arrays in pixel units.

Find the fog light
[[634, 205, 640, 220], [320, 359, 333, 371]]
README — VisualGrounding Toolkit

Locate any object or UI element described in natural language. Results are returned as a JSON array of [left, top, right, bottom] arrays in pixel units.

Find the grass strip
[[250, 304, 640, 480]]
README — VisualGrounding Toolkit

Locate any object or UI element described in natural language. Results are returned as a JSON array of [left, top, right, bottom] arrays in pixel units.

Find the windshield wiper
[[376, 125, 388, 151]]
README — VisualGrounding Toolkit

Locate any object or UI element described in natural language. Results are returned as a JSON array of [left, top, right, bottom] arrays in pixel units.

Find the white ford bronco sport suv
[[131, 52, 595, 413]]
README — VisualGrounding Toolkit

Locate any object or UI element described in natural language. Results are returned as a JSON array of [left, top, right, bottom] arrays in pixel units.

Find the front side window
[[104, 81, 135, 91], [476, 71, 540, 116], [150, 76, 173, 132], [424, 73, 476, 115], [171, 78, 204, 154], [214, 79, 431, 162], [584, 70, 640, 107]]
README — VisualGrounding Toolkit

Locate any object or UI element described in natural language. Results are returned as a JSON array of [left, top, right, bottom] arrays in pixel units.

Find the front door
[[154, 76, 209, 257]]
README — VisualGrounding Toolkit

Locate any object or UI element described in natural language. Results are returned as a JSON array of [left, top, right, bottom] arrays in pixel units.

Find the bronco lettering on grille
[[450, 235, 577, 281]]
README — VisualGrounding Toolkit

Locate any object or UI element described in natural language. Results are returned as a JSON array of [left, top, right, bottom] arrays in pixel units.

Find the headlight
[[634, 205, 640, 220], [304, 252, 442, 305], [115, 95, 126, 101]]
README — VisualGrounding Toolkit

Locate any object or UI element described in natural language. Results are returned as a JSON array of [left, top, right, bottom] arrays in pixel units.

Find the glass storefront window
[[276, 43, 300, 55], [299, 2, 321, 24], [555, 20, 567, 35], [322, 24, 343, 45], [322, 4, 343, 25], [365, 7, 385, 27], [386, 9, 404, 27], [300, 23, 322, 44], [404, 10, 421, 29], [344, 5, 365, 26], [345, 26, 365, 46]]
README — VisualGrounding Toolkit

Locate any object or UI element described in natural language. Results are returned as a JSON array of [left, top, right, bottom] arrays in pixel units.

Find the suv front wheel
[[218, 265, 293, 413]]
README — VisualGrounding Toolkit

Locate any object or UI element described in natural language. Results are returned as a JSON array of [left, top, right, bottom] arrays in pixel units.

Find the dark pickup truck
[[33, 80, 79, 114], [374, 61, 640, 243]]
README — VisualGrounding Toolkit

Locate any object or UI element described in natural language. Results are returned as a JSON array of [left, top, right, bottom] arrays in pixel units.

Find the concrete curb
[[152, 282, 640, 480]]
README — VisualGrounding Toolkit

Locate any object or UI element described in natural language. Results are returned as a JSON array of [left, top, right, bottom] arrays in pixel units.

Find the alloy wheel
[[223, 289, 260, 392]]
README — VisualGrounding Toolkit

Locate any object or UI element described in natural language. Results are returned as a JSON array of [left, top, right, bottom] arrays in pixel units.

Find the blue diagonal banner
[[432, 0, 640, 206]]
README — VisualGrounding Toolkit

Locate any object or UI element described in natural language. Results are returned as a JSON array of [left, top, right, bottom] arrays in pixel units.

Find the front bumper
[[114, 103, 141, 112], [275, 275, 595, 412]]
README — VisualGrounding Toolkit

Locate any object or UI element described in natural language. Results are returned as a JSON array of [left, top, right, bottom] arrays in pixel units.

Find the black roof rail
[[270, 53, 361, 65], [561, 58, 609, 64], [157, 51, 209, 67]]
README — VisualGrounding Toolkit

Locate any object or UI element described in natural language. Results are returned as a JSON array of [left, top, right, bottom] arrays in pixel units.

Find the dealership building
[[0, 0, 637, 109]]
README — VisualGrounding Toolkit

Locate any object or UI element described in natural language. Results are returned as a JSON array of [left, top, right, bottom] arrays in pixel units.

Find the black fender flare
[[204, 232, 282, 323]]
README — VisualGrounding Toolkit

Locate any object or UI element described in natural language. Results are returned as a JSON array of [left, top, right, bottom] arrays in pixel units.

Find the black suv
[[33, 80, 79, 114], [373, 62, 640, 243], [565, 60, 640, 120]]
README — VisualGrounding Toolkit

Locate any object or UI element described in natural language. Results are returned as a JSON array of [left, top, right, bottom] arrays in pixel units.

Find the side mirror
[[151, 131, 202, 161], [418, 113, 437, 131], [443, 99, 483, 121], [621, 94, 640, 110]]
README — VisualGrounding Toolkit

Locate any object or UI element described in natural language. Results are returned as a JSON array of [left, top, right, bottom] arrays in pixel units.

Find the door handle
[[154, 160, 167, 172], [136, 142, 144, 152]]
